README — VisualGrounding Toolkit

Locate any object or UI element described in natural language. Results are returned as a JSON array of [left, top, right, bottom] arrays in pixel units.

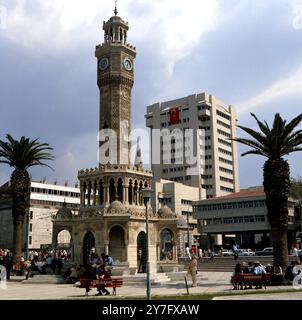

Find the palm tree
[[233, 113, 302, 270], [0, 134, 54, 263]]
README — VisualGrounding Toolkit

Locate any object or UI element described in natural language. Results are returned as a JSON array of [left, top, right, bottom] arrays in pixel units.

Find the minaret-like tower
[[95, 5, 136, 165], [78, 7, 152, 208], [56, 5, 178, 271]]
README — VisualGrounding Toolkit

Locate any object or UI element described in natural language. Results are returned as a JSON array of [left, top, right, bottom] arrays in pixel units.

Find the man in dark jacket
[[80, 265, 97, 295], [4, 252, 13, 280]]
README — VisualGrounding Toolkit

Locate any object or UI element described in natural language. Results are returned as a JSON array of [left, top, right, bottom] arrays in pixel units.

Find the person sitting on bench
[[81, 265, 97, 294], [253, 262, 266, 289], [95, 264, 111, 296]]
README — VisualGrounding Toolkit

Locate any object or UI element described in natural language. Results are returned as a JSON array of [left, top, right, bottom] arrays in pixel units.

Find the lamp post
[[187, 211, 190, 249], [142, 187, 152, 301]]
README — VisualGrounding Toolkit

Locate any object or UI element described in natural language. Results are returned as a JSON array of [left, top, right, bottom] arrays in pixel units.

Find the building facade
[[0, 181, 80, 250], [193, 187, 299, 251], [53, 9, 180, 273], [145, 92, 240, 199], [152, 179, 205, 257]]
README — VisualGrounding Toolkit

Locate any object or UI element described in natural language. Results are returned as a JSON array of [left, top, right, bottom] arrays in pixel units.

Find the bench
[[231, 273, 271, 290], [79, 278, 123, 296]]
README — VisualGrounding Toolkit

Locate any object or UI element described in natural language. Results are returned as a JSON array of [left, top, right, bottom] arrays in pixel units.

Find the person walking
[[198, 248, 203, 260], [293, 246, 299, 262], [188, 254, 198, 287], [232, 243, 239, 261], [185, 246, 191, 260], [4, 252, 13, 280]]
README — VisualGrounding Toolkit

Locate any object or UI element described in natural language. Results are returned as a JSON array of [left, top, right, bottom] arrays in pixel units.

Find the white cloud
[[3, 0, 219, 71], [130, 0, 219, 78], [238, 66, 302, 114]]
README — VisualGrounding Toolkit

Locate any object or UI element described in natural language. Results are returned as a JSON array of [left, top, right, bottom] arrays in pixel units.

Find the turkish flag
[[169, 107, 180, 124]]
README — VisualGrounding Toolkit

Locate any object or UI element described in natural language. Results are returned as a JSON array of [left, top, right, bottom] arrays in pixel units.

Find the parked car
[[255, 247, 273, 256], [221, 249, 234, 256], [237, 249, 255, 256]]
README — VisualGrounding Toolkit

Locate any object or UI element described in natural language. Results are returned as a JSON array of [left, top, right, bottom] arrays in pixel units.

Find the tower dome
[[56, 201, 73, 219], [158, 205, 173, 218], [108, 200, 125, 213]]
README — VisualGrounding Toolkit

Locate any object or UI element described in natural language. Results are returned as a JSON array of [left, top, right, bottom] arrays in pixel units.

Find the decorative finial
[[114, 0, 118, 16]]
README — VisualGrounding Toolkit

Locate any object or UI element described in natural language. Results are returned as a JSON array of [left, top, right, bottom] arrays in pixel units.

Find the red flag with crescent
[[169, 107, 180, 124]]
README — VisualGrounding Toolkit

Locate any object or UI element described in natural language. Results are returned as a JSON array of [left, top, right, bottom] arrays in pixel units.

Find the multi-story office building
[[193, 187, 300, 250], [0, 181, 80, 250], [145, 92, 240, 199]]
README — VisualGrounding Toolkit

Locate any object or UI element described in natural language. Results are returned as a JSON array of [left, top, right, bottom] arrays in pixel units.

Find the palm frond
[[0, 134, 54, 171], [235, 112, 302, 160]]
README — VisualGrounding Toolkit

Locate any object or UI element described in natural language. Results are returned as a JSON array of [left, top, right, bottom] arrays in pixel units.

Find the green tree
[[233, 113, 302, 270], [0, 134, 54, 263], [290, 176, 302, 200]]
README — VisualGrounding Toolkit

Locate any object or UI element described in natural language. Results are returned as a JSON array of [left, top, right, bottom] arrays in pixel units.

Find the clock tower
[[95, 6, 136, 165], [54, 5, 179, 273]]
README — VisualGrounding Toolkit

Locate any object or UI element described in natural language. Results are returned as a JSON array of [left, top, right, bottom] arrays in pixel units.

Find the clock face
[[99, 58, 109, 71], [123, 58, 133, 71]]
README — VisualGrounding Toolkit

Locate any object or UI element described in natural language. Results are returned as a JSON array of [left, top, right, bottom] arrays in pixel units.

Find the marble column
[[157, 243, 161, 261], [104, 242, 109, 255], [124, 185, 129, 205], [104, 185, 109, 205], [93, 183, 97, 206], [87, 183, 91, 206]]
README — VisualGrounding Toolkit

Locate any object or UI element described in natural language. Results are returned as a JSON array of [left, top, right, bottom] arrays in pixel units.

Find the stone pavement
[[0, 272, 299, 300]]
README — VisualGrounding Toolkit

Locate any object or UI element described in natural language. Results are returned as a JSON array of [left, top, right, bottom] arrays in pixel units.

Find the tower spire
[[114, 0, 118, 16]]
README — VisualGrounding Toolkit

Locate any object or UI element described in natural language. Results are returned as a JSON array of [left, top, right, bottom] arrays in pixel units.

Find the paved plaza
[[0, 272, 301, 300]]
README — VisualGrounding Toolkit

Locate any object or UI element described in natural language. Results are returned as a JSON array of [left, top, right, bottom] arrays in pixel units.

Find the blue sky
[[0, 0, 302, 188]]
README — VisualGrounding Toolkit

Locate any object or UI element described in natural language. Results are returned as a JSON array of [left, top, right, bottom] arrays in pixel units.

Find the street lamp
[[187, 211, 190, 249], [142, 187, 152, 301]]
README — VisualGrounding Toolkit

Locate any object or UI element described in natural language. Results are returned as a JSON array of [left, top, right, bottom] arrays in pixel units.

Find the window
[[244, 216, 255, 223], [219, 157, 233, 165], [218, 148, 233, 156], [220, 176, 234, 184], [213, 218, 222, 224], [217, 119, 231, 129], [255, 215, 265, 222], [233, 216, 244, 223], [218, 138, 232, 147], [216, 110, 231, 121], [220, 186, 234, 192], [218, 129, 231, 138], [29, 236, 32, 245], [30, 211, 33, 219], [223, 217, 233, 224], [29, 223, 33, 232], [219, 167, 233, 174]]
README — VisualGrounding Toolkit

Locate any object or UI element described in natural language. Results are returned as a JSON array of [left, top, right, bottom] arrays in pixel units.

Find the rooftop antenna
[[114, 0, 118, 16]]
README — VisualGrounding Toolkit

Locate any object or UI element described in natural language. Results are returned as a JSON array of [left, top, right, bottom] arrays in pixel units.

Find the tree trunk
[[263, 158, 290, 270], [12, 218, 24, 264], [11, 168, 30, 264], [271, 228, 288, 271]]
